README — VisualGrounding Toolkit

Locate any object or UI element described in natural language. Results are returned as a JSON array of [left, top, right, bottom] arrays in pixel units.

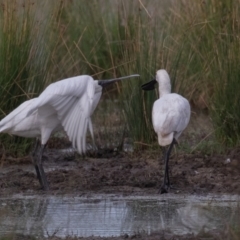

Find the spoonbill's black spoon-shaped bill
[[141, 70, 190, 194], [0, 74, 140, 190]]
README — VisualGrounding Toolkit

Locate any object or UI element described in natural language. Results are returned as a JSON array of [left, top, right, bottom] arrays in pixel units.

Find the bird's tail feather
[[158, 132, 174, 146]]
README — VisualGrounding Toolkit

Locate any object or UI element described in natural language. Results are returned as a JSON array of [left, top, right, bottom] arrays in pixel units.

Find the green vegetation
[[0, 0, 240, 155], [0, 1, 59, 154]]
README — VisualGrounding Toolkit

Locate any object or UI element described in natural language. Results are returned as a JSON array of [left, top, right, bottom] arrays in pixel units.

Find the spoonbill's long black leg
[[31, 139, 49, 190], [37, 144, 49, 190], [160, 138, 176, 194], [31, 139, 42, 187]]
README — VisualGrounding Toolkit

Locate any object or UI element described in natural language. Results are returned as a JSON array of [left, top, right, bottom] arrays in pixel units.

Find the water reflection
[[0, 194, 239, 237]]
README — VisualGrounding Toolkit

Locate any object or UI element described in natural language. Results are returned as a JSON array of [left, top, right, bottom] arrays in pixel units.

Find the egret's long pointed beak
[[141, 79, 157, 91], [98, 74, 140, 87]]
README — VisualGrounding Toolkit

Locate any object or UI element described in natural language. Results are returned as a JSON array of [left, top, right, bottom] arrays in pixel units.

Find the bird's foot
[[168, 185, 178, 190], [159, 185, 169, 194], [173, 138, 178, 145], [160, 184, 180, 194], [42, 184, 49, 191]]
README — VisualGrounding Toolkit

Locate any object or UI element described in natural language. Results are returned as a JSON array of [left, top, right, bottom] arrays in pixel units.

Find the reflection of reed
[[172, 203, 240, 235], [42, 197, 130, 237], [0, 197, 49, 237], [120, 199, 240, 236], [0, 196, 239, 237], [120, 200, 180, 234]]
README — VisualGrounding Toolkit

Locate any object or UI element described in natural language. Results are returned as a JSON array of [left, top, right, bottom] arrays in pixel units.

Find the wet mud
[[1, 147, 240, 196], [0, 146, 240, 240]]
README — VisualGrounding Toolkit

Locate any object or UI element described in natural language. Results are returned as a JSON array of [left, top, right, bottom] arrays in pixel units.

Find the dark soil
[[1, 147, 240, 196], [1, 144, 240, 240]]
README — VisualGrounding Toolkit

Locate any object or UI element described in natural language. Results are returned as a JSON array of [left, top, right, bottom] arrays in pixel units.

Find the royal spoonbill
[[141, 69, 190, 194], [0, 74, 139, 190]]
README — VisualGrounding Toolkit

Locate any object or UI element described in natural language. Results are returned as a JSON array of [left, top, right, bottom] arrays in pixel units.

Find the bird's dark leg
[[32, 138, 39, 155], [37, 144, 49, 190], [160, 138, 176, 194], [31, 139, 49, 191], [161, 147, 170, 187], [166, 156, 170, 188], [31, 139, 42, 187]]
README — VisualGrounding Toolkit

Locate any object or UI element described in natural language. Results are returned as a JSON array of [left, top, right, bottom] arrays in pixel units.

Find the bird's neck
[[159, 84, 171, 97]]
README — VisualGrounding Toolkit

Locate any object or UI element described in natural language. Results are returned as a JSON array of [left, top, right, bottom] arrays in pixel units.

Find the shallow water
[[0, 194, 239, 238]]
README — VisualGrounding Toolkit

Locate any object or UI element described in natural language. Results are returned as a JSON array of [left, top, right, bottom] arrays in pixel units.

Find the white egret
[[141, 69, 190, 194], [0, 74, 139, 190]]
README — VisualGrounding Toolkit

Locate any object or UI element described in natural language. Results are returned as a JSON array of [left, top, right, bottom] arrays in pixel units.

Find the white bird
[[141, 69, 190, 194], [0, 74, 140, 190]]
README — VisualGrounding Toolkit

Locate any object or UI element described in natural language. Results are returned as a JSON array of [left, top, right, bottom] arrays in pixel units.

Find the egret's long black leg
[[160, 138, 176, 194]]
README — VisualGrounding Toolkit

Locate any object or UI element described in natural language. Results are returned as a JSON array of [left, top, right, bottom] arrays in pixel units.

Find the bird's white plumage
[[0, 98, 42, 138], [0, 97, 63, 140], [0, 74, 139, 156], [25, 75, 100, 153], [152, 70, 191, 146], [0, 75, 101, 153]]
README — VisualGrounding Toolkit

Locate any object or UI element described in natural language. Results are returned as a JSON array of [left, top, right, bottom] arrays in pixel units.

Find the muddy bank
[[1, 145, 240, 240], [0, 147, 240, 196]]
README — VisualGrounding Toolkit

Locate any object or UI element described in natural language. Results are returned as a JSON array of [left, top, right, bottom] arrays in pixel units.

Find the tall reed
[[2, 0, 240, 155], [0, 1, 60, 154], [163, 0, 240, 147]]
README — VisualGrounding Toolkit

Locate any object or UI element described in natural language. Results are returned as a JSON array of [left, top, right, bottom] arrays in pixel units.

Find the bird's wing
[[152, 103, 176, 136], [91, 83, 102, 115], [174, 98, 191, 133], [87, 83, 103, 148], [26, 75, 93, 115], [152, 95, 190, 137], [26, 75, 96, 154], [61, 84, 95, 154], [0, 98, 38, 132]]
